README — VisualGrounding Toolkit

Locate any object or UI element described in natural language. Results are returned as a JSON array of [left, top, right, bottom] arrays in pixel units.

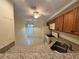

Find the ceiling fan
[[30, 6, 41, 19], [26, 6, 49, 19]]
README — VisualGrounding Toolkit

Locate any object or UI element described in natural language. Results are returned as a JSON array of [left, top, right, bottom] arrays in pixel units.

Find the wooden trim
[[0, 41, 15, 53]]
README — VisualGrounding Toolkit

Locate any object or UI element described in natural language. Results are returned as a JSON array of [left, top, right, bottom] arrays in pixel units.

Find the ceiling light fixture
[[33, 11, 40, 19]]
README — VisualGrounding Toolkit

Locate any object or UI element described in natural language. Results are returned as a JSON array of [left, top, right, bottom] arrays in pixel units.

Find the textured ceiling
[[13, 0, 77, 23]]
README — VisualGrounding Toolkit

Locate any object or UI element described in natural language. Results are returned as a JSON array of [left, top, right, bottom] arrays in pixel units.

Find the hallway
[[14, 18, 46, 46], [15, 26, 45, 46]]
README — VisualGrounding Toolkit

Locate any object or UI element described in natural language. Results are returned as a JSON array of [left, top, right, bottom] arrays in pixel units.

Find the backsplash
[[52, 31, 79, 45], [59, 32, 79, 45]]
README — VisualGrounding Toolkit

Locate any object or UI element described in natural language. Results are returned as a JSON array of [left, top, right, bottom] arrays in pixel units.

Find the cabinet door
[[55, 18, 59, 31], [58, 16, 64, 31], [55, 16, 64, 31], [63, 10, 75, 33], [73, 7, 79, 35]]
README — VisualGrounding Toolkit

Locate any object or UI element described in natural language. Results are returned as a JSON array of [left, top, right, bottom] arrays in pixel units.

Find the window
[[26, 24, 33, 35]]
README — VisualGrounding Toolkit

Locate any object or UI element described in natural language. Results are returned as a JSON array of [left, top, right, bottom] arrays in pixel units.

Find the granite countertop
[[0, 53, 79, 59]]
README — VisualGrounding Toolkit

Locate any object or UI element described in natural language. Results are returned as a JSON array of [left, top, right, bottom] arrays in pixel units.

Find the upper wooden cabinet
[[63, 9, 76, 33], [55, 15, 64, 31], [48, 6, 79, 36], [55, 18, 59, 30], [73, 7, 79, 35]]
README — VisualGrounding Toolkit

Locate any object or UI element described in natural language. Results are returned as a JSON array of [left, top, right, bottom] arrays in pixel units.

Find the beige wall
[[0, 0, 15, 49], [14, 18, 26, 45]]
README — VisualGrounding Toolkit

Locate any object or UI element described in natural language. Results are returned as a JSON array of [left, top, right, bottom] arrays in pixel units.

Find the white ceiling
[[13, 0, 77, 23]]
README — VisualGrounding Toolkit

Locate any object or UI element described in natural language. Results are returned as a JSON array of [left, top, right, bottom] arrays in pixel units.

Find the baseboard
[[0, 41, 15, 53]]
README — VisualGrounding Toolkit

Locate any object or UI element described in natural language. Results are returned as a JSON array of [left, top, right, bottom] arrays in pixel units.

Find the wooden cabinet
[[63, 10, 76, 33], [73, 7, 79, 35], [63, 7, 79, 35], [48, 6, 79, 36], [55, 15, 64, 31], [55, 18, 59, 30]]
